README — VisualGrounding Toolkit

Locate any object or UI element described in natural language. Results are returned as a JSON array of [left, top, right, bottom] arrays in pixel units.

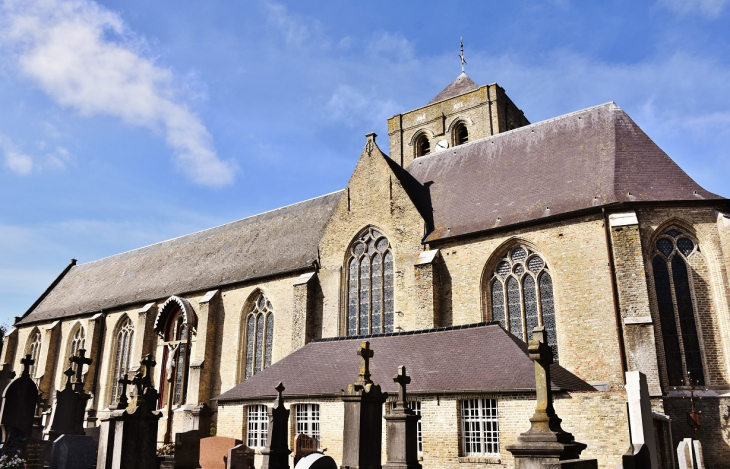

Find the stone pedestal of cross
[[384, 366, 421, 469], [261, 382, 292, 469], [341, 341, 388, 469], [506, 327, 592, 468]]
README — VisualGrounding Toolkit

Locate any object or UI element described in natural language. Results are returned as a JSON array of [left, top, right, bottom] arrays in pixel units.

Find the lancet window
[[652, 228, 705, 386], [488, 246, 558, 360], [346, 228, 394, 336], [110, 317, 135, 405], [26, 330, 41, 380], [68, 325, 86, 374], [244, 293, 274, 380]]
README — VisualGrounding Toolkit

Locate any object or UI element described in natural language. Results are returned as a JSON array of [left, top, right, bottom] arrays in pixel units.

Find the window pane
[[173, 342, 186, 405], [523, 276, 539, 341], [539, 273, 558, 361], [491, 280, 506, 329], [359, 260, 371, 335], [671, 256, 705, 385], [248, 405, 269, 448], [265, 314, 274, 369], [246, 315, 255, 380], [653, 256, 683, 385], [507, 277, 522, 339], [371, 255, 382, 334], [255, 315, 265, 373], [383, 251, 394, 333], [348, 258, 358, 336], [461, 399, 499, 457]]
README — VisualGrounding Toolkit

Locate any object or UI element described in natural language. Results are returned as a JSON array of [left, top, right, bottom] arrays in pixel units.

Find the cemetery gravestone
[[174, 429, 202, 469], [693, 440, 705, 469], [0, 364, 16, 397], [0, 354, 39, 440], [49, 434, 97, 469], [199, 436, 242, 469], [384, 366, 421, 469], [677, 439, 692, 469], [261, 382, 292, 469], [294, 433, 318, 466], [227, 443, 255, 469], [20, 438, 50, 469], [47, 365, 90, 440]]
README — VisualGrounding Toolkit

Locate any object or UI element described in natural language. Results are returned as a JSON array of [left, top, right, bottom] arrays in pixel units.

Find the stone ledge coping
[[458, 456, 501, 464]]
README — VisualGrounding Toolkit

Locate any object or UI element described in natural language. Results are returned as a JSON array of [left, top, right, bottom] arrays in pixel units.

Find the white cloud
[[366, 32, 415, 61], [0, 0, 237, 187], [325, 85, 399, 130], [1, 134, 73, 173], [4, 150, 33, 175], [657, 0, 728, 18]]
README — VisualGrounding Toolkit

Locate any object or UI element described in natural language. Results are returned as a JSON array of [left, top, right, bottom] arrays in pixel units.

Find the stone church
[[2, 71, 730, 468]]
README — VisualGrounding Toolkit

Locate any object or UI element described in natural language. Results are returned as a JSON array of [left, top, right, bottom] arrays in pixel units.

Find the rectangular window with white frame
[[247, 405, 268, 448], [460, 398, 499, 457], [295, 403, 320, 444], [390, 400, 422, 454]]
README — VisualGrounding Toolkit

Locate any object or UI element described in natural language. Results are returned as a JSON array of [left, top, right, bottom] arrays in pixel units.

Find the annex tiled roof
[[405, 103, 723, 242], [18, 192, 343, 325], [216, 323, 594, 402], [427, 72, 480, 105]]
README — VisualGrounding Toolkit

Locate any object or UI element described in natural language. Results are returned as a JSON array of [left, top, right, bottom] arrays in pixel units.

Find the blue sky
[[1, 0, 729, 326]]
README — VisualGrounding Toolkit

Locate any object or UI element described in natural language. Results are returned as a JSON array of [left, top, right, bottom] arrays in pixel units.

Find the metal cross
[[357, 341, 374, 384], [458, 37, 467, 73], [20, 354, 35, 377], [70, 349, 92, 384], [141, 354, 156, 387], [393, 365, 411, 405], [117, 373, 134, 408]]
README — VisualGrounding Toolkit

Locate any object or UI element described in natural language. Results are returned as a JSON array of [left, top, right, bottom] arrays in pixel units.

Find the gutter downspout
[[17, 259, 77, 323], [602, 208, 628, 383]]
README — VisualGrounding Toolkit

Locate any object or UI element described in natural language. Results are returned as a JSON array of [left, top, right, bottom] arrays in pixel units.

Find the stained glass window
[[69, 325, 86, 376], [26, 330, 42, 381], [346, 228, 394, 336], [488, 247, 559, 360], [111, 317, 134, 405], [244, 293, 275, 380], [652, 230, 705, 386]]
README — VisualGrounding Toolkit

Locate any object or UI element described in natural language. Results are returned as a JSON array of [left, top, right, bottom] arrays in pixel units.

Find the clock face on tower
[[435, 139, 449, 152]]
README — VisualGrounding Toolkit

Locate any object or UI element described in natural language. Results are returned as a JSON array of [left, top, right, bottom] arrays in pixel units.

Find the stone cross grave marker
[[70, 349, 92, 392], [227, 443, 255, 469], [356, 341, 373, 385], [0, 363, 16, 396], [261, 382, 292, 469], [48, 350, 92, 440], [384, 366, 421, 469], [111, 373, 133, 410]]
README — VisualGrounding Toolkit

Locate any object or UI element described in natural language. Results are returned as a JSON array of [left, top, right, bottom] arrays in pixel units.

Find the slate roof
[[405, 102, 724, 242], [17, 191, 343, 325], [427, 72, 480, 105], [216, 323, 594, 402]]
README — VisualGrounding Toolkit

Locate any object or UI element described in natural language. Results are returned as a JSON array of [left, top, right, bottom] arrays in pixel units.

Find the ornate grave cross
[[141, 354, 156, 388], [63, 367, 75, 389], [20, 354, 35, 377], [526, 326, 559, 434], [458, 37, 467, 73], [393, 365, 411, 412], [117, 373, 133, 408], [356, 341, 374, 385], [132, 371, 145, 396], [70, 349, 92, 387]]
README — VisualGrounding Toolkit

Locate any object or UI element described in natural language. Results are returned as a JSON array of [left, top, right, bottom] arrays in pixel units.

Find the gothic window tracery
[[347, 228, 394, 336], [110, 317, 134, 405], [652, 228, 705, 386], [488, 246, 558, 360], [244, 293, 274, 380]]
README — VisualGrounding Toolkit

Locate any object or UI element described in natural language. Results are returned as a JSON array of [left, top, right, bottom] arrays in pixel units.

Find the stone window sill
[[459, 456, 501, 464]]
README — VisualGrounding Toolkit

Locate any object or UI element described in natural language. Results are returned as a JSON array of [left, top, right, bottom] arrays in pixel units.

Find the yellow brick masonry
[[216, 390, 629, 469]]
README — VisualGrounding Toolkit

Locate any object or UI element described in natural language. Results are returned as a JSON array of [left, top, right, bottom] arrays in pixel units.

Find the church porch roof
[[215, 322, 594, 402]]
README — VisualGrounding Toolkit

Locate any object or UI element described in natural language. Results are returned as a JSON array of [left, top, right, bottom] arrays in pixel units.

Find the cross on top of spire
[[458, 37, 467, 73], [20, 354, 34, 377], [356, 341, 374, 384]]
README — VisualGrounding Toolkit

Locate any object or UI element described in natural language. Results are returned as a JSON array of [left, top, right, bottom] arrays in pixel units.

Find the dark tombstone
[[227, 443, 255, 469], [96, 356, 162, 469], [199, 436, 242, 469], [294, 452, 337, 469], [261, 382, 292, 469], [49, 434, 97, 469], [0, 363, 16, 397], [0, 354, 39, 440], [174, 429, 202, 469], [506, 327, 596, 469], [340, 341, 388, 469], [294, 433, 318, 466], [384, 366, 421, 469], [20, 438, 51, 469], [47, 361, 91, 440], [84, 423, 101, 445]]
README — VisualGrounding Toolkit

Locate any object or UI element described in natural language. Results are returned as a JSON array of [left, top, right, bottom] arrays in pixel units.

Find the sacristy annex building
[[3, 73, 730, 468]]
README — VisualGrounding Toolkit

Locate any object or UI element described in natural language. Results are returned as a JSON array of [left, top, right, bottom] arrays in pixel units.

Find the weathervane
[[458, 37, 467, 73]]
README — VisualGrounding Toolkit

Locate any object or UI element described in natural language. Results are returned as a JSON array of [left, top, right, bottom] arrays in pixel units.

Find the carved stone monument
[[341, 341, 388, 469], [47, 349, 93, 441], [506, 327, 593, 469], [0, 354, 39, 439], [261, 382, 292, 469], [199, 436, 242, 469], [384, 366, 421, 469]]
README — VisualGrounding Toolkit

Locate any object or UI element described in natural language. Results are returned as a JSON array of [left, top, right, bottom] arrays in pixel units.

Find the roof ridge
[[311, 321, 499, 343], [408, 102, 621, 165], [74, 190, 345, 267]]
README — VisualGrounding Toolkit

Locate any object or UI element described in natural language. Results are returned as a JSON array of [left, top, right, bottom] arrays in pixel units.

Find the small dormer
[[387, 72, 529, 168]]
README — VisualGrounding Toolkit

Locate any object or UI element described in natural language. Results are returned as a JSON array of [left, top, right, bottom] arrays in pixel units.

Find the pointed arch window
[[415, 134, 430, 157], [347, 228, 394, 336], [244, 293, 274, 380], [68, 325, 86, 375], [488, 246, 558, 360], [26, 330, 42, 381], [110, 317, 135, 405], [652, 229, 704, 386]]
